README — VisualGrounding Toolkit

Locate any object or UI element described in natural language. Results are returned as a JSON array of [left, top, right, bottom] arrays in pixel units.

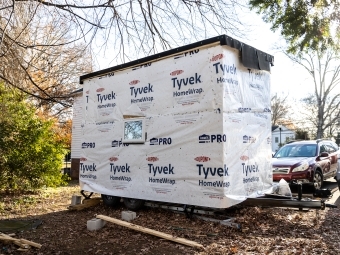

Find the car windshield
[[274, 144, 317, 158]]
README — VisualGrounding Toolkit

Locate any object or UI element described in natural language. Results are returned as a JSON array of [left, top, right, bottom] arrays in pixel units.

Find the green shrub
[[0, 83, 68, 191]]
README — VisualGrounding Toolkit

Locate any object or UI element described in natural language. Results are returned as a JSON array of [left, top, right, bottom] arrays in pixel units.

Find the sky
[[86, 2, 333, 133], [235, 9, 318, 129], [235, 10, 315, 99], [92, 2, 316, 102]]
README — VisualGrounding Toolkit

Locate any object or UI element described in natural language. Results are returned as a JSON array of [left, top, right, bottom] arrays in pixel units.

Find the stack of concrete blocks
[[87, 218, 107, 231], [71, 195, 82, 206], [121, 211, 136, 222]]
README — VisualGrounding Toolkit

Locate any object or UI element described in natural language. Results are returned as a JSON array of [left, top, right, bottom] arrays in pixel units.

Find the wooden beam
[[20, 239, 42, 249], [0, 233, 17, 241], [13, 240, 29, 249], [0, 232, 42, 249], [68, 197, 101, 211], [96, 214, 204, 249]]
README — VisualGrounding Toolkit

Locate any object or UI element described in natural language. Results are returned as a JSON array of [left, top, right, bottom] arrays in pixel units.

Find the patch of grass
[[0, 180, 87, 218]]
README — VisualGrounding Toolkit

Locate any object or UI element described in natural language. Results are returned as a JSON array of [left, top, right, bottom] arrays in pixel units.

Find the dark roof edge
[[70, 88, 83, 95], [80, 34, 274, 84]]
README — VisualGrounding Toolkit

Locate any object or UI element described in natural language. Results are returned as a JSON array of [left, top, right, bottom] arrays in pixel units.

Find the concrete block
[[71, 195, 82, 205], [87, 218, 106, 231], [122, 211, 136, 222]]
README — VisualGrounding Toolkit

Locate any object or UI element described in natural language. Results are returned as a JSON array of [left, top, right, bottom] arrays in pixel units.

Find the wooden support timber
[[0, 232, 42, 250], [96, 214, 203, 249], [68, 197, 101, 211], [240, 197, 326, 209]]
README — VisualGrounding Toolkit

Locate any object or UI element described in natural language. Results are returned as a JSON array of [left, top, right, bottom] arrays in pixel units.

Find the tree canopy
[[249, 0, 340, 54]]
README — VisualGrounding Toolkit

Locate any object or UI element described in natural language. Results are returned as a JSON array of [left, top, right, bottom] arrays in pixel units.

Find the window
[[275, 137, 279, 143], [328, 142, 339, 151], [325, 143, 336, 153], [274, 144, 317, 158], [122, 118, 146, 143], [319, 145, 327, 154]]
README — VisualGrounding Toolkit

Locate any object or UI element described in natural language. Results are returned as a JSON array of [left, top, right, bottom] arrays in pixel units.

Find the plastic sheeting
[[0, 219, 42, 233], [79, 44, 273, 208]]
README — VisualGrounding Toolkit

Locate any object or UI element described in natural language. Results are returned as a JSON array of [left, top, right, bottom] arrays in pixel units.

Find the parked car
[[272, 140, 339, 189], [335, 145, 340, 191]]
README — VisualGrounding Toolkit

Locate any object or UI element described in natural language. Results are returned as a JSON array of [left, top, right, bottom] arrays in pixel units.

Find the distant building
[[70, 88, 83, 180], [272, 125, 295, 152]]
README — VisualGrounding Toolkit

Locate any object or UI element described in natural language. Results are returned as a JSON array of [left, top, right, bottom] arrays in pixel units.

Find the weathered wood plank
[[96, 214, 203, 249], [0, 232, 42, 249], [68, 198, 101, 210], [20, 238, 42, 249]]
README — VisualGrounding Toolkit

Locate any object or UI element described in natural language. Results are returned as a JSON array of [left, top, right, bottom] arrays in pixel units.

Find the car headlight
[[292, 161, 309, 172]]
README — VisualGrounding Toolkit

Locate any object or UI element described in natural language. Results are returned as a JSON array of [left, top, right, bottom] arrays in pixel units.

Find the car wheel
[[313, 171, 323, 190], [101, 194, 120, 207], [123, 198, 144, 211]]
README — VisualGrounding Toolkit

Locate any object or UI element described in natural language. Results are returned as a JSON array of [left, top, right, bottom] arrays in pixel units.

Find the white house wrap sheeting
[[79, 43, 273, 208]]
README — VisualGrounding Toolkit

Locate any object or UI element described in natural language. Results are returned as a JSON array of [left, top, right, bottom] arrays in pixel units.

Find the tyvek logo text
[[80, 163, 96, 173], [148, 164, 174, 176], [97, 91, 116, 103], [110, 163, 130, 174], [197, 164, 230, 188], [172, 73, 202, 90], [130, 83, 154, 104], [242, 163, 259, 176], [197, 164, 229, 179], [213, 61, 238, 85], [242, 163, 260, 184], [148, 163, 176, 185]]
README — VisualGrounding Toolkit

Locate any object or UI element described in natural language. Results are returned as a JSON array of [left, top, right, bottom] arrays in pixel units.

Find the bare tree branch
[[271, 94, 291, 126], [0, 0, 249, 119], [287, 48, 340, 139]]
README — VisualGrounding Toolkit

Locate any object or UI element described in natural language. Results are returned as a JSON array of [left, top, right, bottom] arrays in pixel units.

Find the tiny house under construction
[[72, 35, 275, 209]]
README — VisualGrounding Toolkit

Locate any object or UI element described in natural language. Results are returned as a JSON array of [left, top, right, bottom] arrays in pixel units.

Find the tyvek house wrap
[[79, 41, 273, 208]]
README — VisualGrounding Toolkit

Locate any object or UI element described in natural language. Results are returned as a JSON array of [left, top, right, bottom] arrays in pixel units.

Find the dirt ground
[[1, 181, 340, 255]]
